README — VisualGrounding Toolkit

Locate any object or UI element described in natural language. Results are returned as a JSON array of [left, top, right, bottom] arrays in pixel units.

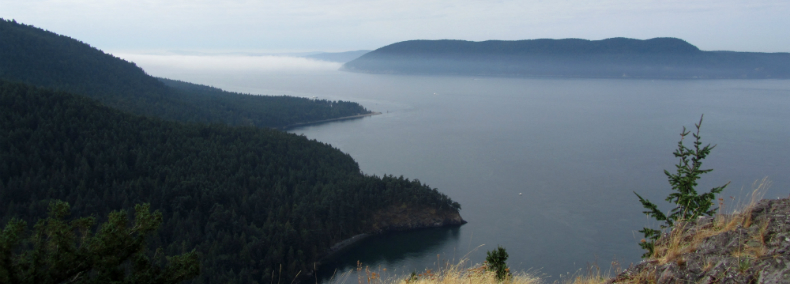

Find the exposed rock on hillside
[[369, 205, 466, 233], [309, 206, 465, 279], [610, 198, 790, 283], [318, 206, 465, 258]]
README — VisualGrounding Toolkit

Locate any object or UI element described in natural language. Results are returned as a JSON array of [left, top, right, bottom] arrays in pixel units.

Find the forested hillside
[[343, 38, 790, 79], [0, 18, 369, 128], [159, 78, 370, 129], [0, 80, 461, 283]]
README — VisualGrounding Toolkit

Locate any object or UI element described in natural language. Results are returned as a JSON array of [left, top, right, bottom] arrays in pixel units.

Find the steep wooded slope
[[0, 80, 461, 283]]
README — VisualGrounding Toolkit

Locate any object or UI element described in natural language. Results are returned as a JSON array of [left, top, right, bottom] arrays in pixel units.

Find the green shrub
[[485, 246, 511, 281], [634, 115, 730, 258]]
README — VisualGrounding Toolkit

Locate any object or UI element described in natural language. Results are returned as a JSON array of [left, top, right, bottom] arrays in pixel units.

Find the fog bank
[[113, 53, 342, 78]]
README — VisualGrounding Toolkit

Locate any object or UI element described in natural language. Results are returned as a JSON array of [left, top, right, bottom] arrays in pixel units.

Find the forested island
[[342, 38, 790, 79], [0, 18, 464, 283]]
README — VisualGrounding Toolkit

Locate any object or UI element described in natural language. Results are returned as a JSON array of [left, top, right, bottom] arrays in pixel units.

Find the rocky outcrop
[[311, 206, 464, 270], [317, 206, 464, 258], [369, 205, 466, 233], [610, 198, 790, 284], [324, 233, 371, 256]]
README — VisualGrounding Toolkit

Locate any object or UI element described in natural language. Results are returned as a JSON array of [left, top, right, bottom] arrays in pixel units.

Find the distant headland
[[342, 38, 790, 79]]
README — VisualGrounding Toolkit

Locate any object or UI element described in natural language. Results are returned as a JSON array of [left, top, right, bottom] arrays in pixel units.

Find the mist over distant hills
[[342, 38, 790, 79], [304, 50, 371, 63]]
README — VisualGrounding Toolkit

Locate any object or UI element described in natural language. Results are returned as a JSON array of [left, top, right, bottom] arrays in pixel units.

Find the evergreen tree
[[0, 80, 462, 283], [634, 115, 730, 257], [485, 246, 510, 281], [0, 200, 199, 284]]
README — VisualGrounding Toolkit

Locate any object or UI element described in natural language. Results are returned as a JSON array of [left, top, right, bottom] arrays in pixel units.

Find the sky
[[2, 0, 789, 54]]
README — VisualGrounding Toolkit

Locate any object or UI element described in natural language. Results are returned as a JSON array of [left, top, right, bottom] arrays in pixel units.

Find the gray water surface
[[164, 69, 790, 281]]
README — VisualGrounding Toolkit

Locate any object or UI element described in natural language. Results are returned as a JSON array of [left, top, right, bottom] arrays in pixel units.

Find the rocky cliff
[[318, 205, 464, 257], [369, 205, 466, 233], [311, 205, 465, 274], [610, 197, 790, 283]]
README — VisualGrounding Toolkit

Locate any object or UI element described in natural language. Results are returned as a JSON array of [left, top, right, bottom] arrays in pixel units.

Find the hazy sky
[[2, 0, 789, 54]]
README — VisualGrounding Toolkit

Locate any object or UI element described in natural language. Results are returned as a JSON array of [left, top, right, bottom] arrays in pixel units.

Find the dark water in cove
[[158, 68, 790, 282]]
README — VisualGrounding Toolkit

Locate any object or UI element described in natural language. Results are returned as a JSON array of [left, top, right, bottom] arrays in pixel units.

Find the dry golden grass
[[645, 178, 771, 263], [557, 266, 611, 284], [323, 259, 543, 284], [394, 266, 543, 284], [651, 222, 692, 265], [605, 268, 659, 284], [325, 258, 621, 284], [744, 220, 770, 258]]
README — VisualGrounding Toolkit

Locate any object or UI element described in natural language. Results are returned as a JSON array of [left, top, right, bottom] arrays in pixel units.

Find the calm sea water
[[151, 67, 790, 282]]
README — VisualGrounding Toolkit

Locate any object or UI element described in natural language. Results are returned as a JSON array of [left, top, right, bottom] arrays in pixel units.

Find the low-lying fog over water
[[124, 54, 790, 282], [116, 53, 342, 73]]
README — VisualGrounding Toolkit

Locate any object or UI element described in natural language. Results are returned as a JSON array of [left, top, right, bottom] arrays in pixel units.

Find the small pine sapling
[[634, 115, 730, 258], [485, 246, 511, 281]]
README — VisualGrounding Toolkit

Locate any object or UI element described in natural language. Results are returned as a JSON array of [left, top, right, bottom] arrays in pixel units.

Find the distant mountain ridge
[[368, 38, 701, 55], [343, 38, 790, 79]]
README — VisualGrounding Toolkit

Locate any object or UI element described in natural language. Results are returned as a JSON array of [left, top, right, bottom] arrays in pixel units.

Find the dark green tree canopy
[[0, 200, 199, 284], [0, 18, 369, 129], [0, 18, 461, 283], [0, 80, 460, 283]]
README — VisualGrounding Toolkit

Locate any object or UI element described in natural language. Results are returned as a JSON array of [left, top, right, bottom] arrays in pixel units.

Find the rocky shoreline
[[304, 208, 465, 281], [280, 111, 382, 130], [368, 206, 467, 233], [324, 233, 371, 257], [317, 207, 466, 261]]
